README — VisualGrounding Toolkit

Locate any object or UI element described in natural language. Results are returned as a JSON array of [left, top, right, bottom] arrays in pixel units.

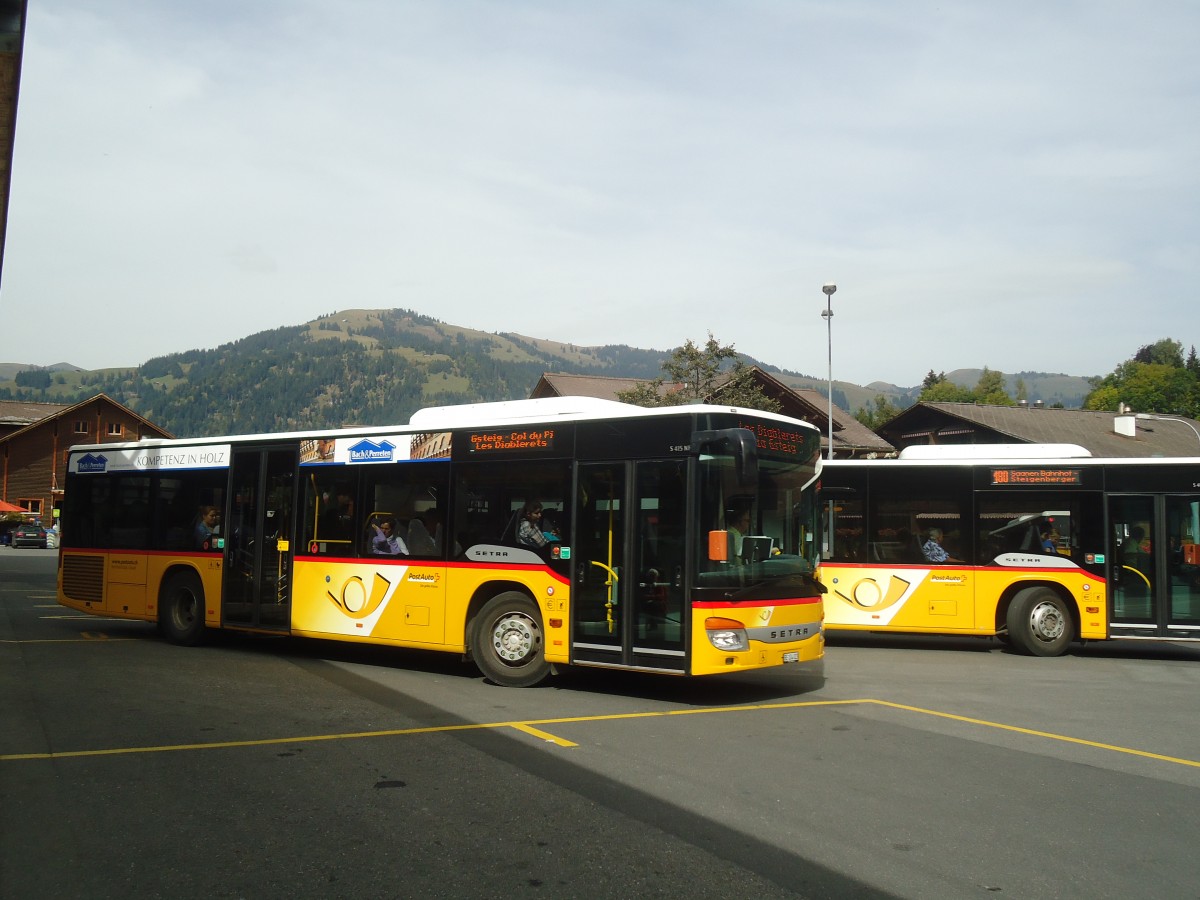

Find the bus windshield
[[695, 449, 822, 593]]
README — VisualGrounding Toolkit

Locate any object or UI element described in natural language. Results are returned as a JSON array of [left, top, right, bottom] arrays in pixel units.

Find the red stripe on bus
[[692, 596, 822, 608]]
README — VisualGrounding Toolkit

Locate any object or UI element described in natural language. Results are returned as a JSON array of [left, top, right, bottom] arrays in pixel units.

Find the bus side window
[[302, 471, 357, 554], [362, 461, 451, 559], [824, 492, 864, 562], [455, 461, 571, 556]]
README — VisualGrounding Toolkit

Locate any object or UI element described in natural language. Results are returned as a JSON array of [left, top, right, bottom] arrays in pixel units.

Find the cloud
[[3, 0, 1197, 390]]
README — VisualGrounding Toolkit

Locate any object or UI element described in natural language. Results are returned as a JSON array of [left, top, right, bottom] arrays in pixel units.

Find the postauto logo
[[347, 439, 396, 464]]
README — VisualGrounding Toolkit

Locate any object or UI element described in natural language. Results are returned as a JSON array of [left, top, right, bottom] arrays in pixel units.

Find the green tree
[[14, 369, 51, 390], [921, 370, 946, 391], [1084, 362, 1198, 416], [1084, 338, 1200, 416], [974, 367, 1015, 406], [1134, 338, 1184, 368], [616, 333, 779, 412], [919, 377, 974, 403], [917, 367, 1014, 406], [854, 394, 903, 430]]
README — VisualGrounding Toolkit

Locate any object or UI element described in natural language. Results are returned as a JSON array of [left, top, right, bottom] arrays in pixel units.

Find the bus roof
[[66, 398, 819, 453], [897, 443, 1092, 460], [408, 396, 643, 427]]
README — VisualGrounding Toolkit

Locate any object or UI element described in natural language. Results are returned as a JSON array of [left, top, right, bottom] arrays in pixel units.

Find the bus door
[[572, 460, 688, 673], [1109, 494, 1200, 637], [223, 447, 297, 631]]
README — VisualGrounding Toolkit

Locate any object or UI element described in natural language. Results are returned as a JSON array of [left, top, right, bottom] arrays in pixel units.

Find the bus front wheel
[[472, 592, 550, 688], [1006, 587, 1072, 657], [160, 571, 207, 647]]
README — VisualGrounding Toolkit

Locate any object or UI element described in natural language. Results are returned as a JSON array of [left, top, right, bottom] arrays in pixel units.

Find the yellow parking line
[[0, 702, 835, 761], [870, 699, 1200, 769], [0, 723, 500, 761], [509, 723, 579, 747], [3, 698, 1197, 769]]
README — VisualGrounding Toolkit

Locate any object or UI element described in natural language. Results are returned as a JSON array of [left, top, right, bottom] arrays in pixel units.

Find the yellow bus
[[820, 445, 1200, 655], [58, 398, 825, 686]]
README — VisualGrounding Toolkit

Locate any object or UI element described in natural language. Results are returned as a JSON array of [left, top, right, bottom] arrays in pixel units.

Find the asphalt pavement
[[4, 549, 1200, 899]]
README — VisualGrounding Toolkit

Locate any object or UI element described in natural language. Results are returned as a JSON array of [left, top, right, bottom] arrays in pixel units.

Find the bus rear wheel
[[160, 571, 207, 646], [472, 592, 550, 688], [1006, 587, 1072, 657]]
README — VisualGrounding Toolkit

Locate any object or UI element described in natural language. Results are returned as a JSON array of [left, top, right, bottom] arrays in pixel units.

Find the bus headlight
[[705, 617, 748, 652]]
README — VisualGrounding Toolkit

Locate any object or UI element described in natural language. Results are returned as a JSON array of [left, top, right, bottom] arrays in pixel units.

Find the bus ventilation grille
[[62, 556, 105, 604]]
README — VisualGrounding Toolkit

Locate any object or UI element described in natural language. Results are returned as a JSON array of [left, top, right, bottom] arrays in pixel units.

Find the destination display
[[990, 467, 1082, 486], [737, 420, 811, 458], [468, 428, 556, 454]]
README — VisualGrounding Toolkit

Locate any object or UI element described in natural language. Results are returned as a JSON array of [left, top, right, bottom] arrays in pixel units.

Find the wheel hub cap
[[1030, 601, 1065, 642], [492, 613, 538, 663]]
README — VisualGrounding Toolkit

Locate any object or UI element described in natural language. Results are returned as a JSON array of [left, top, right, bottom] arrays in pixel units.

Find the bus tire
[[1006, 587, 1072, 657], [472, 592, 550, 688], [160, 571, 207, 647]]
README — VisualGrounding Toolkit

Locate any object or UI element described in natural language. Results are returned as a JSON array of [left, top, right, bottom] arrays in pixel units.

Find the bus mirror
[[708, 529, 729, 562], [693, 428, 758, 488]]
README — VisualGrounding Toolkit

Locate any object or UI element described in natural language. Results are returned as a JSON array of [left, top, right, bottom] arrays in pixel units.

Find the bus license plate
[[782, 651, 799, 663]]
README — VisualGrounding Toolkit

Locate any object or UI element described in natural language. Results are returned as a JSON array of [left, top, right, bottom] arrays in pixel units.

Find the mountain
[[0, 361, 79, 381], [0, 308, 1094, 437], [941, 368, 1093, 408]]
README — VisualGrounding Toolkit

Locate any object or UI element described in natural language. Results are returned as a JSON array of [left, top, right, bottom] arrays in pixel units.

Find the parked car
[[11, 524, 48, 549]]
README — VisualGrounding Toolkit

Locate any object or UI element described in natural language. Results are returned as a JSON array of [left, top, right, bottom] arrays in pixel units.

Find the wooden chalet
[[0, 393, 173, 529], [880, 401, 1200, 458]]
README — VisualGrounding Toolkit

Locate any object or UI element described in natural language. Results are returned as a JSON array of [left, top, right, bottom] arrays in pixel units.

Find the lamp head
[[822, 283, 837, 296]]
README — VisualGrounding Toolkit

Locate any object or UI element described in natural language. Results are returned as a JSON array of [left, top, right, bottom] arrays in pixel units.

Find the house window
[[106, 423, 124, 437], [74, 421, 89, 434], [20, 499, 43, 515]]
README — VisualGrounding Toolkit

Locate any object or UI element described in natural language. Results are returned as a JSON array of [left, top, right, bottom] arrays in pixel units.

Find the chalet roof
[[0, 399, 66, 427], [530, 373, 665, 402], [784, 386, 893, 456], [530, 370, 894, 457], [880, 402, 1200, 458], [739, 371, 892, 456], [0, 393, 174, 445]]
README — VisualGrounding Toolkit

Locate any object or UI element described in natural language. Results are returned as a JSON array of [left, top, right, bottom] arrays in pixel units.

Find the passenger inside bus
[[725, 506, 751, 565], [516, 501, 550, 549], [321, 486, 355, 542], [193, 505, 221, 549], [369, 516, 408, 556], [921, 527, 961, 564], [407, 510, 439, 556]]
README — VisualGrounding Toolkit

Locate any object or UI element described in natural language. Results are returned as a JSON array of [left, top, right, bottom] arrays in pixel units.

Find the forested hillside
[[0, 307, 1098, 437], [0, 310, 686, 437]]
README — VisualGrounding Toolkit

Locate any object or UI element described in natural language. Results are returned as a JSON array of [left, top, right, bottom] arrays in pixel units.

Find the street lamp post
[[821, 283, 837, 460], [1135, 413, 1200, 451]]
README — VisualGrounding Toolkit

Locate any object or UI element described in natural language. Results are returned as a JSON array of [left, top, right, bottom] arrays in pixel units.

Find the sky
[[2, 0, 1198, 388]]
